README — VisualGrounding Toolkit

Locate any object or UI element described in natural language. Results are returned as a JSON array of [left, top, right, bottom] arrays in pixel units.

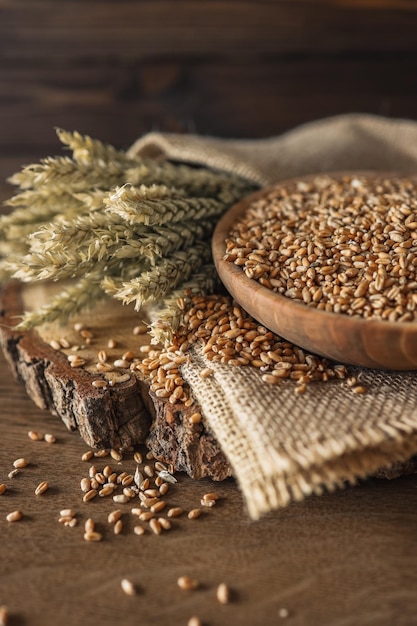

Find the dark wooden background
[[2, 0, 417, 178]]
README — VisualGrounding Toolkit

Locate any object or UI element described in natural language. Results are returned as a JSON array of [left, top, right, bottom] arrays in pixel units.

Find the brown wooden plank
[[2, 1, 417, 61], [1, 55, 417, 153], [1, 303, 417, 626]]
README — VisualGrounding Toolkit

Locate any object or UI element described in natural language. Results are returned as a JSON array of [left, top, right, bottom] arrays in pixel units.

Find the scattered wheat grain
[[177, 576, 199, 591], [6, 510, 22, 522], [216, 583, 231, 604], [34, 481, 49, 495]]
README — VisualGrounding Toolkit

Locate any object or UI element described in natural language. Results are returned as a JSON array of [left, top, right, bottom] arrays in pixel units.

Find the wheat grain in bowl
[[213, 173, 417, 369]]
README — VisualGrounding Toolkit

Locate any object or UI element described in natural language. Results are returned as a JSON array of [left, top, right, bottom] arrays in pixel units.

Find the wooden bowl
[[212, 176, 417, 370]]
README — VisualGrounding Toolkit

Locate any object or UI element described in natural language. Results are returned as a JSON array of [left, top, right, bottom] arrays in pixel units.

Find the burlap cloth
[[130, 113, 417, 519]]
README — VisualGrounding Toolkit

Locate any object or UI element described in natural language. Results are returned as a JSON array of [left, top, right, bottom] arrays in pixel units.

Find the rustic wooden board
[[2, 0, 417, 157], [2, 359, 417, 626], [0, 280, 231, 480]]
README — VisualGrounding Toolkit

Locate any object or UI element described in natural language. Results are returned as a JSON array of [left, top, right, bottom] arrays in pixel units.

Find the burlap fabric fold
[[130, 114, 417, 519]]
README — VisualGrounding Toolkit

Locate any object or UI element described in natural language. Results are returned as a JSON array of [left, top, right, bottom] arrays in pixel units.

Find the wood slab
[[0, 280, 231, 480]]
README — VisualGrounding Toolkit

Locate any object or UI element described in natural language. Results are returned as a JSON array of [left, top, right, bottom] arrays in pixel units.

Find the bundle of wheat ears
[[0, 130, 256, 337]]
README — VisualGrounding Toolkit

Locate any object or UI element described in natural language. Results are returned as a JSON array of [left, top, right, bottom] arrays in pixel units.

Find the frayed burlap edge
[[181, 348, 417, 519]]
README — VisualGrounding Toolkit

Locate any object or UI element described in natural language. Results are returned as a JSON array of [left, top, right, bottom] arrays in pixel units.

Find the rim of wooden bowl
[[212, 172, 417, 370]]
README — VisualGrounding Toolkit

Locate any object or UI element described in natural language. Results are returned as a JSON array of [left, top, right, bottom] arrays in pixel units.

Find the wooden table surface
[[1, 162, 417, 626]]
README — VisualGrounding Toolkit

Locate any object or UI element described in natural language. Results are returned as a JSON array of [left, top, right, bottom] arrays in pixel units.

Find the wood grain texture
[[213, 175, 417, 370], [3, 1, 417, 59], [2, 54, 417, 154], [1, 344, 417, 626], [2, 0, 417, 158], [0, 280, 231, 480]]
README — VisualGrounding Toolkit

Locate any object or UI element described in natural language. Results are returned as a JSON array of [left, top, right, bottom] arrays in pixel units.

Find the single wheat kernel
[[352, 385, 367, 394], [188, 509, 202, 520], [44, 433, 56, 443], [80, 329, 93, 339], [117, 471, 128, 484], [67, 518, 78, 528], [92, 379, 107, 388], [81, 450, 94, 462], [159, 483, 169, 496], [108, 510, 122, 524], [83, 489, 98, 503], [139, 478, 150, 491], [59, 516, 73, 524], [201, 498, 216, 508], [0, 605, 8, 626], [187, 617, 202, 626], [279, 608, 290, 618], [13, 458, 28, 469], [216, 583, 231, 604], [199, 367, 214, 379], [114, 520, 123, 535], [73, 322, 85, 332], [158, 517, 172, 531], [70, 357, 86, 368], [84, 518, 95, 533], [158, 470, 177, 484], [49, 339, 61, 350], [94, 472, 105, 485], [114, 359, 130, 369], [133, 324, 148, 335], [0, 484, 7, 495], [121, 579, 136, 596], [94, 449, 109, 458], [6, 510, 22, 522], [131, 507, 142, 516], [103, 465, 112, 478], [167, 507, 184, 518], [8, 469, 19, 479], [28, 430, 43, 441], [155, 476, 163, 487], [34, 481, 49, 495], [139, 511, 154, 522], [177, 576, 199, 591], [98, 350, 108, 363], [142, 497, 159, 508], [99, 485, 115, 497], [133, 525, 145, 535], [143, 465, 154, 478], [143, 488, 159, 498], [133, 451, 143, 464], [149, 518, 162, 535], [59, 337, 71, 349], [110, 449, 123, 462], [154, 461, 167, 472], [151, 501, 166, 514], [80, 478, 91, 492], [60, 508, 75, 518], [121, 475, 134, 487], [189, 412, 202, 424], [203, 493, 219, 502], [113, 494, 129, 504], [107, 338, 117, 349], [83, 531, 102, 542]]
